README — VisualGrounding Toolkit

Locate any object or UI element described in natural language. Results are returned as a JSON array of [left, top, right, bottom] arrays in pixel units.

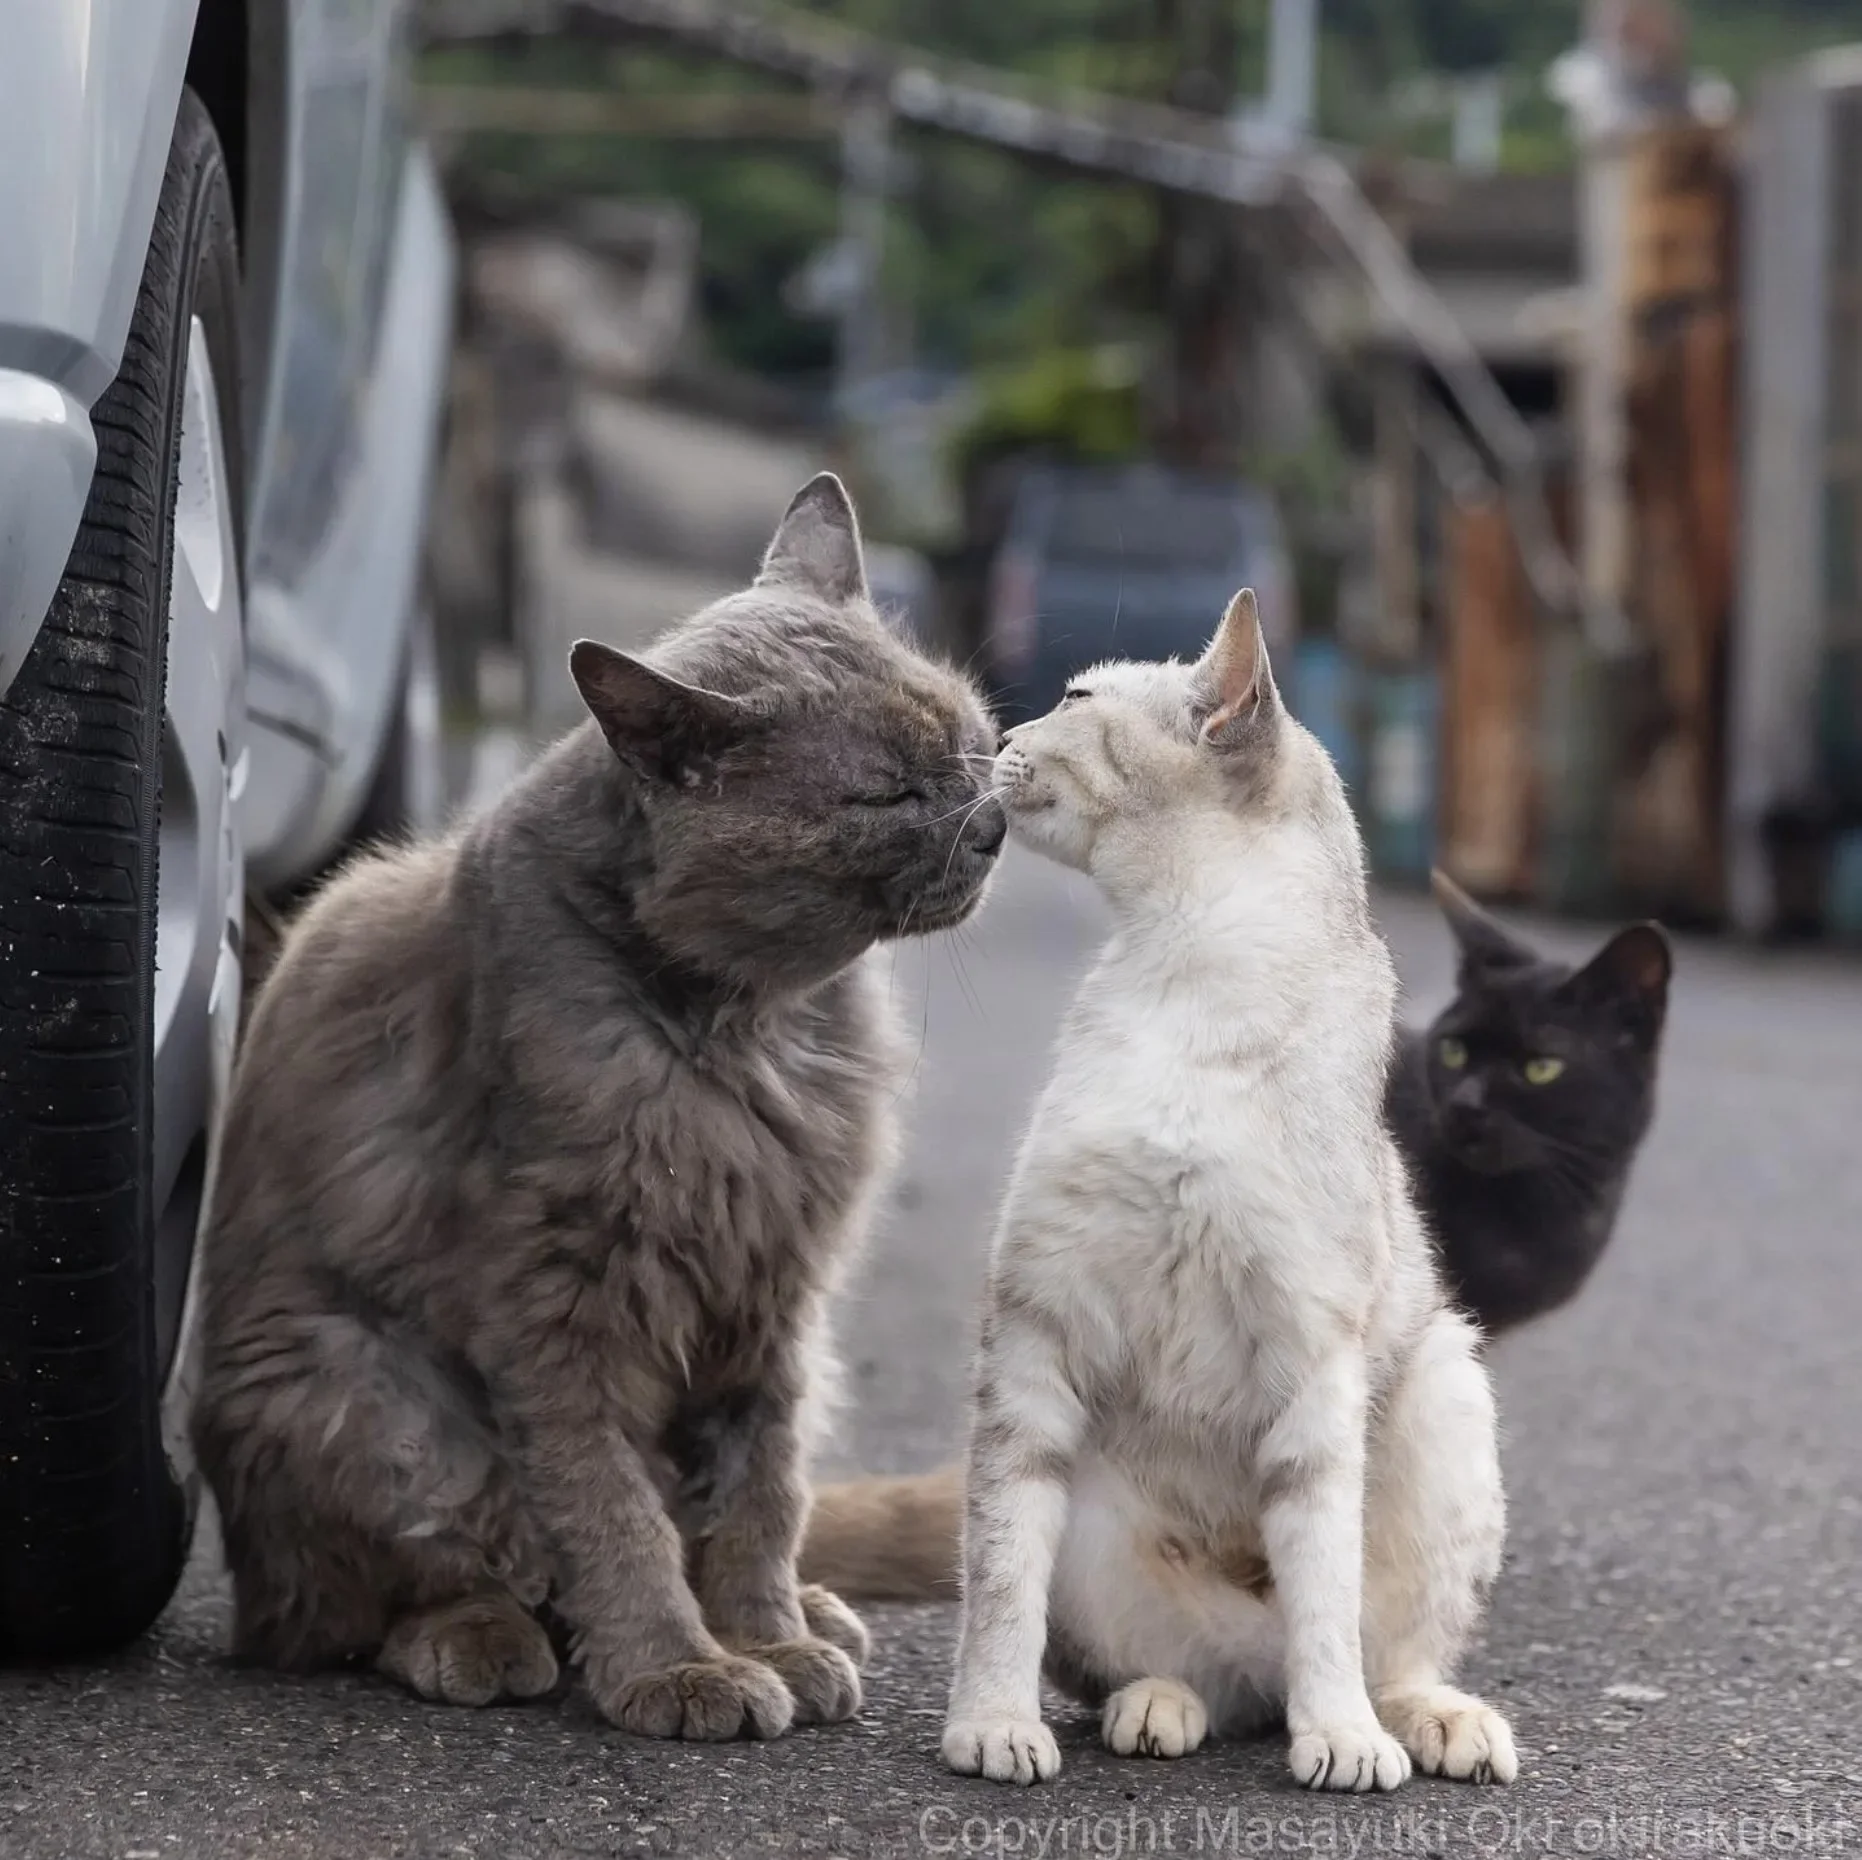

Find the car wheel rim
[[154, 315, 246, 1390]]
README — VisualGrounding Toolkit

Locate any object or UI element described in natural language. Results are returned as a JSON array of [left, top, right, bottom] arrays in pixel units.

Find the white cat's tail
[[801, 1467, 962, 1600]]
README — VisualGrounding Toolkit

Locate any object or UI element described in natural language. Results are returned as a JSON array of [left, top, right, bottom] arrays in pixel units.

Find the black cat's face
[[1423, 875, 1672, 1177]]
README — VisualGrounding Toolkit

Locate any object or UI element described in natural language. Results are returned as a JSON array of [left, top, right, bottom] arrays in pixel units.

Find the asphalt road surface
[[5, 853, 1860, 1860]]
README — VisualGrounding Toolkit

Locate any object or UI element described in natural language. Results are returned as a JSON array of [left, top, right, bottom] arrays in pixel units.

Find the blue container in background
[[1816, 643, 1862, 817], [1292, 637, 1363, 799], [1828, 830, 1862, 941], [1361, 667, 1439, 882]]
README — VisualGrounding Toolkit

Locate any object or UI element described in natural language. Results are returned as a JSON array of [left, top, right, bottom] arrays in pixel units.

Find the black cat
[[1387, 871, 1673, 1336]]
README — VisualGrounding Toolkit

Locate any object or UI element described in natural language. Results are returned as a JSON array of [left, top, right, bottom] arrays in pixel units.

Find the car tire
[[0, 90, 246, 1657]]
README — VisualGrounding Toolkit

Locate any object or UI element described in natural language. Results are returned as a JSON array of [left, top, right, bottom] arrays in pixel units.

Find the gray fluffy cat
[[193, 476, 1005, 1741]]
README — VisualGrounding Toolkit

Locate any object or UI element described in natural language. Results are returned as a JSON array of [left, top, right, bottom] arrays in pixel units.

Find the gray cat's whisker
[[944, 938, 984, 1019], [914, 796, 995, 831], [892, 947, 935, 1109], [939, 795, 998, 884]]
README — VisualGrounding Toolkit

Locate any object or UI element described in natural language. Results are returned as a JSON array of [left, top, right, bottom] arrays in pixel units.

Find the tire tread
[[0, 89, 241, 1657]]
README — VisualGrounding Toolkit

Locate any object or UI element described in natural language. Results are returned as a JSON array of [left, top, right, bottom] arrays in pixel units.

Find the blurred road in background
[[6, 849, 1859, 1859]]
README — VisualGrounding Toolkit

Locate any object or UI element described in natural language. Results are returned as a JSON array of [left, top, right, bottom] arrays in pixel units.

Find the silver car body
[[0, 0, 454, 885]]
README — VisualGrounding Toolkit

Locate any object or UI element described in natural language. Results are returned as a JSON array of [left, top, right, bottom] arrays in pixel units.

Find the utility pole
[[1452, 72, 1504, 172], [1574, 0, 1635, 655], [836, 88, 893, 406], [1147, 0, 1323, 468], [1567, 0, 1689, 650], [1148, 0, 1248, 467], [1263, 0, 1317, 141]]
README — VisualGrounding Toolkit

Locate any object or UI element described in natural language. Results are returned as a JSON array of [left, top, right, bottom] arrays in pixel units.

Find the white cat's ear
[[1198, 587, 1275, 743], [758, 472, 869, 604], [569, 639, 756, 784]]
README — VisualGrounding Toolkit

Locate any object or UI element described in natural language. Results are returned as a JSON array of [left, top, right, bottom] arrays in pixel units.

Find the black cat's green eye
[[1438, 1037, 1468, 1070], [1523, 1056, 1565, 1086]]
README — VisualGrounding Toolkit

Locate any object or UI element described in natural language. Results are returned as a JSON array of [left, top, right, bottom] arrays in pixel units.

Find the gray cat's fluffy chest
[[212, 840, 902, 1422], [490, 957, 904, 1376]]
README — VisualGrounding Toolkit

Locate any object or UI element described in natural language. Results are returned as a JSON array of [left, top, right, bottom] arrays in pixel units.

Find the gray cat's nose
[[970, 796, 1007, 855]]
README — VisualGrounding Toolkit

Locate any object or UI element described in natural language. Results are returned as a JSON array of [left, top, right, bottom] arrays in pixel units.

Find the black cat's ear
[[569, 640, 754, 785], [758, 472, 869, 604], [1197, 588, 1279, 747], [1431, 867, 1533, 977], [1561, 922, 1672, 1041]]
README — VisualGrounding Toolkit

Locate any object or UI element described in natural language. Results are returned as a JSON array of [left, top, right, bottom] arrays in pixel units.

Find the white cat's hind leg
[[1048, 1459, 1279, 1761], [1363, 1308, 1517, 1784]]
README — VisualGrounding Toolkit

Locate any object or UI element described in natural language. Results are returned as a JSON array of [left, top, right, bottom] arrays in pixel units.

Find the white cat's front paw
[[943, 1716, 1062, 1785], [1102, 1677, 1208, 1760], [1289, 1720, 1411, 1793]]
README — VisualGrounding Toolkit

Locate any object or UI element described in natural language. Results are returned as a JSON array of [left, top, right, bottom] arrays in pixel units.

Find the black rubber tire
[[0, 90, 243, 1658]]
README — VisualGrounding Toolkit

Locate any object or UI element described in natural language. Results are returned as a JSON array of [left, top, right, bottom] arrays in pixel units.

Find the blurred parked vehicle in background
[[983, 463, 1297, 722], [865, 541, 939, 654], [0, 0, 453, 1657]]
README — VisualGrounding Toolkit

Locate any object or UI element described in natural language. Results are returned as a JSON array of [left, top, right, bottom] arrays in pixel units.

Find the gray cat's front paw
[[605, 1654, 795, 1741], [753, 1635, 862, 1724], [799, 1583, 871, 1667]]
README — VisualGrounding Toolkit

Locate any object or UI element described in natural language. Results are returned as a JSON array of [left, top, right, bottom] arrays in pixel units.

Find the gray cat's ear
[[569, 640, 754, 785], [1197, 588, 1277, 746], [758, 472, 869, 603], [1431, 867, 1533, 976]]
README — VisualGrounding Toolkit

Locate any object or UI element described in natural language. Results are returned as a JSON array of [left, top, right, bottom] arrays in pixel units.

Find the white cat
[[942, 590, 1516, 1792]]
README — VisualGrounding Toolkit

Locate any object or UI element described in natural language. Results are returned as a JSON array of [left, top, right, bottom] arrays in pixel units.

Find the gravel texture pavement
[[5, 854, 1859, 1859]]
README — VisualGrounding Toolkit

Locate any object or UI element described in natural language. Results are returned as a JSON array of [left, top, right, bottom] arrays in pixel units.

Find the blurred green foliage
[[947, 343, 1145, 488], [431, 0, 1860, 405]]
